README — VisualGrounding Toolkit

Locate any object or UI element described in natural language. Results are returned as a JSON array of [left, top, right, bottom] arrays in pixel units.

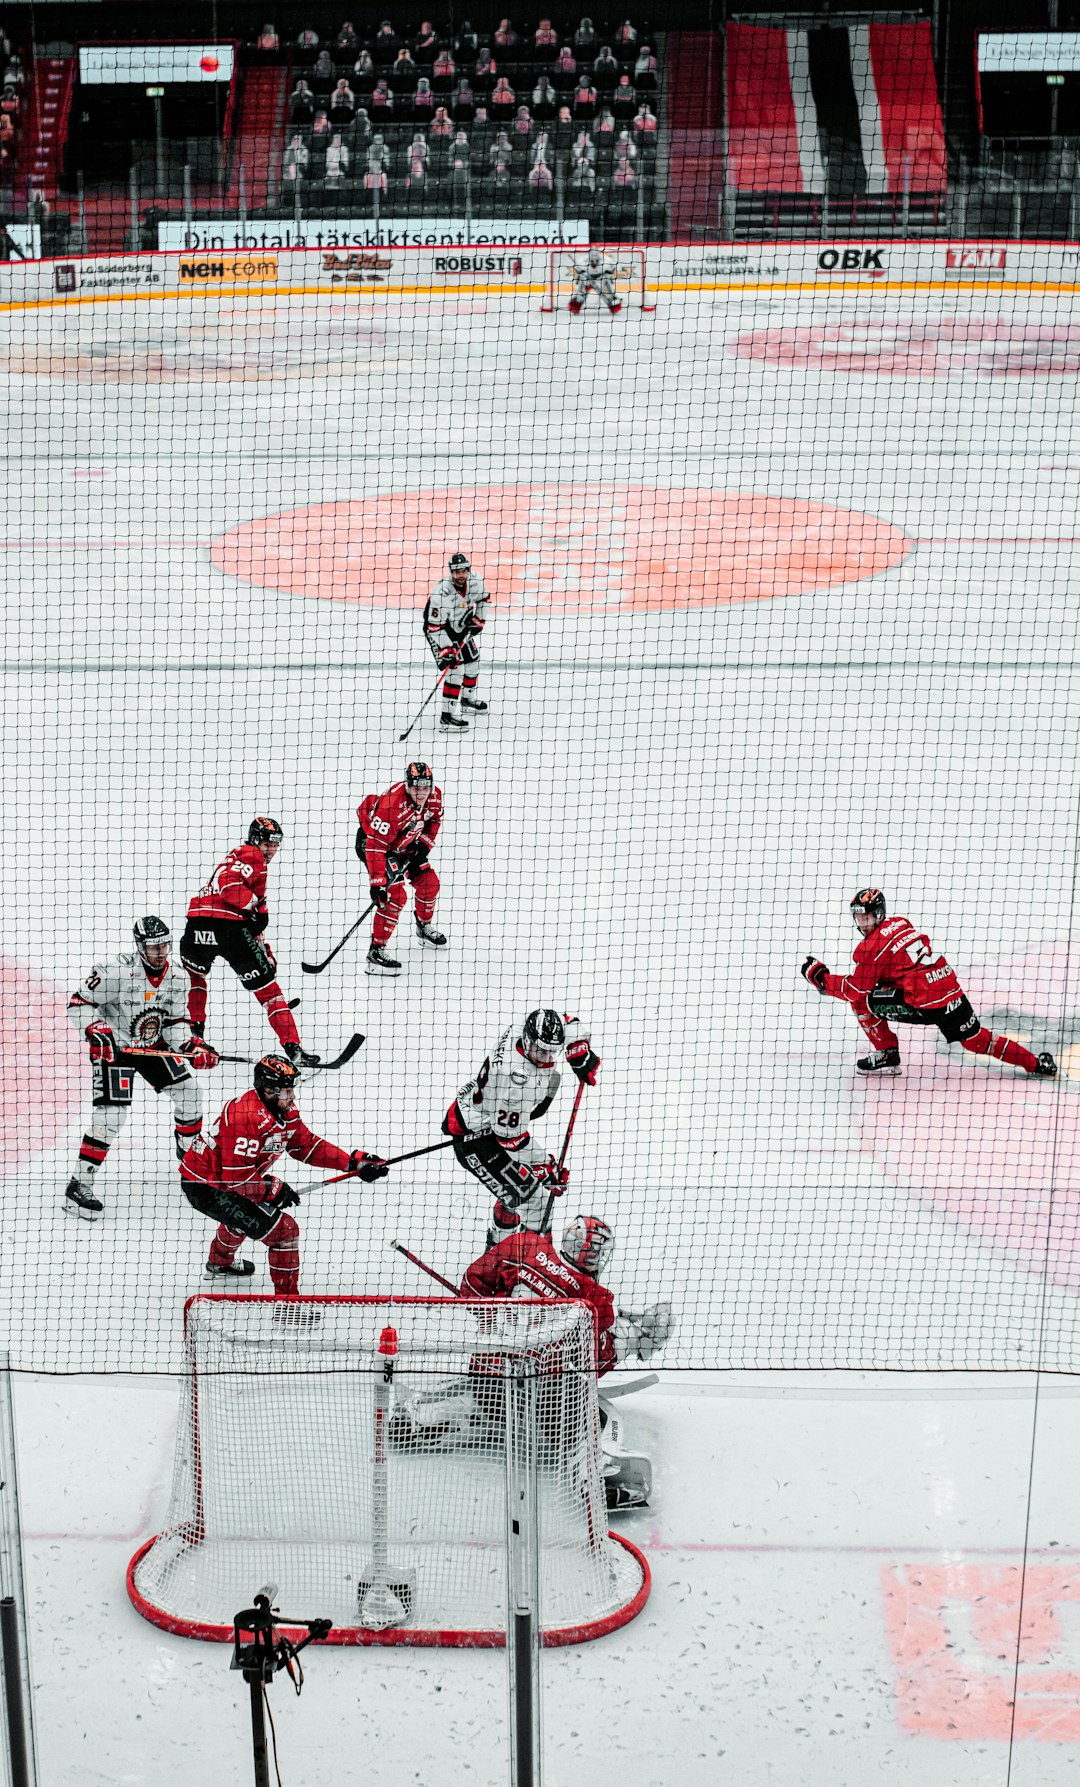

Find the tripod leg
[[248, 1674, 271, 1787]]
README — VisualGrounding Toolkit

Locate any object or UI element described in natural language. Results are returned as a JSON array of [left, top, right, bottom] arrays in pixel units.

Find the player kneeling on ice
[[179, 1054, 388, 1316], [65, 916, 219, 1219], [181, 816, 321, 1069], [393, 1216, 674, 1508], [357, 760, 445, 977], [802, 888, 1058, 1078], [423, 551, 491, 731], [568, 246, 622, 315], [444, 1007, 601, 1240]]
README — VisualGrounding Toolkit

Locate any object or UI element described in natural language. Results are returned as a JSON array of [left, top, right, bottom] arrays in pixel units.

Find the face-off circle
[[732, 319, 1080, 377], [853, 944, 1080, 1293], [210, 486, 911, 611], [0, 958, 85, 1177]]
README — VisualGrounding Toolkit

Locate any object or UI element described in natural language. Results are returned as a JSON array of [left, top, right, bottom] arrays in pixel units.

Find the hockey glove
[[355, 826, 367, 862], [85, 1021, 116, 1064], [801, 957, 828, 992], [534, 1154, 569, 1194], [350, 1149, 389, 1183], [247, 907, 269, 937], [180, 1036, 221, 1071], [438, 644, 462, 670], [370, 883, 393, 909], [264, 1176, 301, 1209], [407, 840, 431, 870], [566, 1039, 601, 1086]]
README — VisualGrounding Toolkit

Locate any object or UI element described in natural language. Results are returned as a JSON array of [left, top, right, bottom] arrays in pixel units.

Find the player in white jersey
[[568, 247, 622, 315], [65, 916, 220, 1219], [443, 1007, 601, 1239], [423, 550, 491, 731]]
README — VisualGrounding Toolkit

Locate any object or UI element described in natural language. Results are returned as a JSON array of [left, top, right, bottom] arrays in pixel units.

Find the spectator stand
[[265, 14, 665, 240]]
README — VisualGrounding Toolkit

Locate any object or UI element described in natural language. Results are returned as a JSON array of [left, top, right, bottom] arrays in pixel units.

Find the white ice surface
[[3, 279, 1080, 1778]]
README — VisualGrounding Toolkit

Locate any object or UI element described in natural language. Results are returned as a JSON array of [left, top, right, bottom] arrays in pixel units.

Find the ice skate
[[366, 944, 402, 977], [65, 1179, 103, 1220], [205, 1258, 255, 1279], [284, 1042, 322, 1068], [415, 917, 447, 947], [461, 694, 488, 712], [856, 1047, 902, 1075], [440, 711, 469, 730]]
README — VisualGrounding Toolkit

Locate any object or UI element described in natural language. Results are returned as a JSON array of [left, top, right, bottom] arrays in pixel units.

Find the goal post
[[540, 245, 656, 313], [127, 1295, 649, 1648]]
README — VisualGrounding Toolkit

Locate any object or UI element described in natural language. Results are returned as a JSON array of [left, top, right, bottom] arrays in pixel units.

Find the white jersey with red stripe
[[423, 571, 490, 646], [453, 1015, 593, 1163], [67, 950, 189, 1050]]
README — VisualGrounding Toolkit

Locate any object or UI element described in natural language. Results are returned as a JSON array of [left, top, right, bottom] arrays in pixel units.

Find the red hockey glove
[[350, 1149, 389, 1182], [85, 1021, 116, 1064], [438, 644, 462, 670], [263, 1176, 301, 1209], [534, 1155, 569, 1193], [566, 1039, 600, 1086], [370, 883, 393, 909], [180, 1036, 221, 1070], [801, 957, 828, 992]]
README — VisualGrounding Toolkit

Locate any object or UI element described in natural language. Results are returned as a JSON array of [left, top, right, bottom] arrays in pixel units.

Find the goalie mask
[[560, 1215, 614, 1278]]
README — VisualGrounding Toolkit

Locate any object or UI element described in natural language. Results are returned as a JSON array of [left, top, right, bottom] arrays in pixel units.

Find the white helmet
[[560, 1215, 613, 1278]]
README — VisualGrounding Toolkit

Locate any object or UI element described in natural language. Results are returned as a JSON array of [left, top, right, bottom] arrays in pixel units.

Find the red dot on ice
[[209, 486, 911, 611]]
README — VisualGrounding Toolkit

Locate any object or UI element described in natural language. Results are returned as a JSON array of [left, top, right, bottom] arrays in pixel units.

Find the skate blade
[[365, 963, 402, 977]]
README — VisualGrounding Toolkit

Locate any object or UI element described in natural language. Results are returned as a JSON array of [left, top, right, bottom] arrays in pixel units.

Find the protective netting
[[129, 1296, 647, 1644]]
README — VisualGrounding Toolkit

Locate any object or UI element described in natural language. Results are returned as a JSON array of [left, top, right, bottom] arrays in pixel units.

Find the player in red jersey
[[180, 816, 318, 1067], [802, 888, 1058, 1078], [356, 761, 445, 977], [179, 1053, 388, 1305], [460, 1215, 619, 1373]]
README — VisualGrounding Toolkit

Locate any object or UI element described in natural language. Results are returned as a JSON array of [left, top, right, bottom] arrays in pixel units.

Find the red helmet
[[559, 1215, 613, 1277]]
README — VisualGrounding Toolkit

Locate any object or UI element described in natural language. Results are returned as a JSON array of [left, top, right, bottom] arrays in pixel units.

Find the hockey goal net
[[540, 245, 656, 312], [128, 1295, 649, 1646]]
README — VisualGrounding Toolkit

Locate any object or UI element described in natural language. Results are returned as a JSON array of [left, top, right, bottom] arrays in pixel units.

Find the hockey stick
[[388, 1238, 460, 1295], [598, 1373, 660, 1399], [301, 873, 407, 975], [539, 1077, 586, 1235], [314, 1136, 458, 1188], [398, 669, 447, 743]]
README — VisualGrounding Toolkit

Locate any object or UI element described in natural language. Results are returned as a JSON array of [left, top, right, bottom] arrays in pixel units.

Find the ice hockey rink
[[3, 259, 1080, 1781]]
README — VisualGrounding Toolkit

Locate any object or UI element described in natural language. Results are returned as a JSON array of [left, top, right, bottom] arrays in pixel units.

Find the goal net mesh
[[128, 1296, 648, 1645]]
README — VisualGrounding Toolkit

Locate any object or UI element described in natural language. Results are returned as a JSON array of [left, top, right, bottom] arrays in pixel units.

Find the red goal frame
[[540, 245, 656, 312], [127, 1293, 651, 1648]]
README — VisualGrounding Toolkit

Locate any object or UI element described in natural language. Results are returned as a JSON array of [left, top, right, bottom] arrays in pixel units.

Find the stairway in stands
[[664, 32, 724, 241], [18, 52, 75, 207], [227, 64, 289, 212]]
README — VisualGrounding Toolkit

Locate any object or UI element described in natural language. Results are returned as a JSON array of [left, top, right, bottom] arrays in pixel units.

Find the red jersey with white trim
[[822, 915, 963, 1012], [187, 844, 267, 925], [179, 1087, 351, 1194], [460, 1230, 617, 1374], [357, 782, 443, 886]]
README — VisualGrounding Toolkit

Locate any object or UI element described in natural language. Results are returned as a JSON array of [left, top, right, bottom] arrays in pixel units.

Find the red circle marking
[[853, 943, 1080, 1292], [733, 320, 1080, 378], [200, 54, 220, 72], [209, 486, 910, 610], [0, 957, 84, 1177]]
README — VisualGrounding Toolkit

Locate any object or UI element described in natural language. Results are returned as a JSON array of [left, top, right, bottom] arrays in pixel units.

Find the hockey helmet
[[521, 1008, 566, 1067], [405, 760, 433, 789], [560, 1215, 614, 1278], [448, 552, 471, 584], [133, 913, 171, 969], [248, 816, 284, 852], [253, 1053, 300, 1112], [850, 887, 886, 935]]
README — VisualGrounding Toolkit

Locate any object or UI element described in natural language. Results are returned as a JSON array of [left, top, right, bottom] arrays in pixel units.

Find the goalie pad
[[388, 1378, 480, 1452], [598, 1399, 652, 1509], [614, 1300, 675, 1364], [867, 984, 936, 1025]]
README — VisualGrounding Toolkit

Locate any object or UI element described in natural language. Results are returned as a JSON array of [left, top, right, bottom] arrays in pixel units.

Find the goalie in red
[[802, 888, 1058, 1078], [179, 1053, 388, 1315]]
